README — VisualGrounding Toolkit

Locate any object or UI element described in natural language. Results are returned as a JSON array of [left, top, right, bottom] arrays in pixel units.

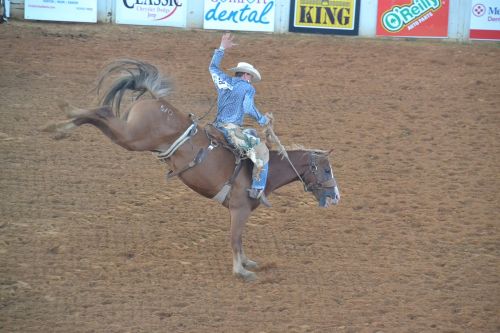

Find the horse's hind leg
[[229, 206, 257, 282], [51, 101, 114, 134], [58, 100, 112, 119], [58, 102, 159, 151]]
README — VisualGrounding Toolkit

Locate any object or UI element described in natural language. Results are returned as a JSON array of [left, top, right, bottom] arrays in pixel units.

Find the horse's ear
[[327, 149, 334, 156]]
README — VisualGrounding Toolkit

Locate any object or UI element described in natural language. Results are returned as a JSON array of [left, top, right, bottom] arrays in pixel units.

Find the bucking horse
[[52, 59, 340, 281]]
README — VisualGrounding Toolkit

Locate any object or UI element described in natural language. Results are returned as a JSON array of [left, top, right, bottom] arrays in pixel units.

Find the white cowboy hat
[[229, 62, 261, 82]]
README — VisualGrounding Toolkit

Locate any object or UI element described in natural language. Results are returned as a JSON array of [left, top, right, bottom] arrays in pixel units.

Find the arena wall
[[4, 0, 481, 40]]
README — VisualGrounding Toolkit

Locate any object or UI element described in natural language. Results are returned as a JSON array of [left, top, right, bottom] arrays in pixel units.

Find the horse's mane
[[94, 59, 172, 117]]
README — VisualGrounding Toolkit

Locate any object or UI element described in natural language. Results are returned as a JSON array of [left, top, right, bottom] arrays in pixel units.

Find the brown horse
[[54, 59, 340, 281]]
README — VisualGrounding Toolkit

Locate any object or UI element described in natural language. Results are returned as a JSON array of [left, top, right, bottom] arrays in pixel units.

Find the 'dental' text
[[205, 0, 274, 25]]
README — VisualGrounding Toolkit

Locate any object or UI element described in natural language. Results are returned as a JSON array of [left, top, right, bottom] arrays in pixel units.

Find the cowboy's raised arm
[[209, 33, 236, 88], [209, 48, 225, 77]]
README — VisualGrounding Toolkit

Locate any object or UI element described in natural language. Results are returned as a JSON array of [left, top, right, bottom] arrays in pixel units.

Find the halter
[[303, 152, 338, 192], [266, 126, 336, 193]]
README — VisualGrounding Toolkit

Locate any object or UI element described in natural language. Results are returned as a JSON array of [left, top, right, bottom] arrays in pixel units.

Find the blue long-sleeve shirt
[[209, 48, 268, 127]]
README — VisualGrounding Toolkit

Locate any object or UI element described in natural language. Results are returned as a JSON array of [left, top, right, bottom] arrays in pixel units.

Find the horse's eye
[[325, 168, 331, 174]]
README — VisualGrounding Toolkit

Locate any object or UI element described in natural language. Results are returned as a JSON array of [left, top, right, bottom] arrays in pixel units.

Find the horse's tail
[[95, 59, 172, 118]]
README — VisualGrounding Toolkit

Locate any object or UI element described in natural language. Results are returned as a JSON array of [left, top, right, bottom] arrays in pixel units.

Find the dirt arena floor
[[1, 21, 499, 333]]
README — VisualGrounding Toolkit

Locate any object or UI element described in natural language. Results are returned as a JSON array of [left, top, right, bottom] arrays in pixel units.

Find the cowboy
[[209, 33, 272, 207]]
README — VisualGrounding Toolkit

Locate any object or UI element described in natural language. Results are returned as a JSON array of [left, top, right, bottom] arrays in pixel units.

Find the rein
[[265, 125, 309, 191]]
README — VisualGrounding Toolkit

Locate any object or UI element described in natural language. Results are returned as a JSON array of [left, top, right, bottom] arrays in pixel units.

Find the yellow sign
[[292, 0, 357, 30]]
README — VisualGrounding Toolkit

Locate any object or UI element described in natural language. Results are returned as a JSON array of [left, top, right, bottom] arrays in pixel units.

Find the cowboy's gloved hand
[[264, 115, 276, 149], [264, 112, 274, 126]]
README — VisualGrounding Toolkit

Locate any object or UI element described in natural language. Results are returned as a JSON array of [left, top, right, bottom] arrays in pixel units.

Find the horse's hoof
[[57, 100, 84, 118], [243, 260, 258, 270], [40, 119, 76, 134], [235, 270, 257, 282]]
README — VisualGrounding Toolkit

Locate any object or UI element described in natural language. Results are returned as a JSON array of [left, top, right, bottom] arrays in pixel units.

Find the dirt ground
[[0, 21, 499, 333]]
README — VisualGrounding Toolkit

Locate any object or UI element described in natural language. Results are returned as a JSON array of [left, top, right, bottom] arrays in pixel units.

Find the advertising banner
[[116, 0, 187, 27], [24, 0, 97, 23], [289, 0, 360, 35], [470, 0, 500, 40], [203, 0, 276, 32], [376, 0, 449, 38]]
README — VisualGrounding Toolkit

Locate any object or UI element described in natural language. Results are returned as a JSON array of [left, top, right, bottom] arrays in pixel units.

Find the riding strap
[[159, 123, 244, 204], [165, 148, 208, 180]]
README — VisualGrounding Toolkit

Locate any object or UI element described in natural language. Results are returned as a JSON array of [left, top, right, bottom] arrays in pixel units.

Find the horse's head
[[303, 150, 340, 208]]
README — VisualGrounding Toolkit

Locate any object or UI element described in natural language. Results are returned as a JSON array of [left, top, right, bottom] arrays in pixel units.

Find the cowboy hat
[[229, 62, 261, 82]]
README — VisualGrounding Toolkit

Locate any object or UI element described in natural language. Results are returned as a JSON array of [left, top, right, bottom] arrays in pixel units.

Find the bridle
[[302, 152, 337, 192], [279, 150, 336, 193], [298, 152, 337, 192]]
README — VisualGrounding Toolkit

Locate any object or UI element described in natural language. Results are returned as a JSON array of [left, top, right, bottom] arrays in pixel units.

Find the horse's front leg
[[229, 206, 257, 282]]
